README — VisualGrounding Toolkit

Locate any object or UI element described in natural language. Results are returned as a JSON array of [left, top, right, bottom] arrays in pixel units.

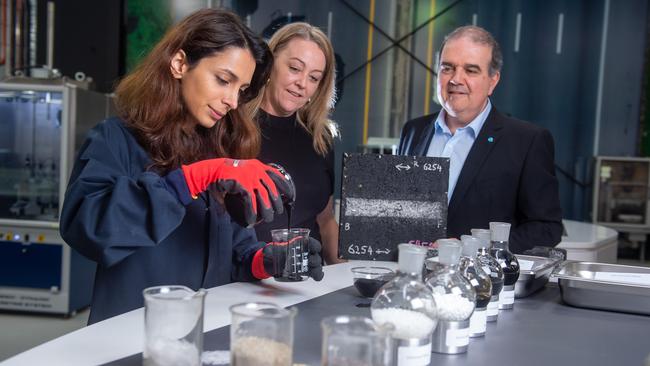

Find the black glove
[[306, 238, 325, 281], [223, 163, 295, 228], [262, 237, 324, 281]]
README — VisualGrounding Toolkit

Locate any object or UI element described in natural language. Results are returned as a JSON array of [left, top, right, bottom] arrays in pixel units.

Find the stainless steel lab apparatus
[[592, 156, 650, 260], [514, 254, 561, 298], [593, 157, 650, 229], [0, 78, 112, 315], [554, 261, 650, 315]]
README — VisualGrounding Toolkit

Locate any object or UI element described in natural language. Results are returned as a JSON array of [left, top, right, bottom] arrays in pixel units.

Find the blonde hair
[[254, 22, 337, 156]]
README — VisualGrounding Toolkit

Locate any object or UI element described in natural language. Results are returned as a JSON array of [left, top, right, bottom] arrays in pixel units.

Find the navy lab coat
[[60, 117, 263, 324]]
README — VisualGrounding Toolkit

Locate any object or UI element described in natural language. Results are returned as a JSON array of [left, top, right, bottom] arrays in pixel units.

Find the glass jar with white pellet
[[425, 239, 476, 354], [371, 244, 437, 366]]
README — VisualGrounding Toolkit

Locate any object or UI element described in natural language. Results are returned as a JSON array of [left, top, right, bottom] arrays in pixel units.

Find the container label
[[487, 299, 499, 316], [470, 309, 487, 335], [500, 289, 515, 305], [518, 259, 535, 271], [445, 327, 470, 347], [594, 272, 650, 285], [398, 342, 431, 366]]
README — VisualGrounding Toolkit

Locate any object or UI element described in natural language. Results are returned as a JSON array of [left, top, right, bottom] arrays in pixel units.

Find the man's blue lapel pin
[[488, 137, 494, 143]]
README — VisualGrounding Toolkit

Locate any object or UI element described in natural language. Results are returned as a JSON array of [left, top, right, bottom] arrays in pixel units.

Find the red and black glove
[[252, 237, 324, 281], [163, 158, 295, 226]]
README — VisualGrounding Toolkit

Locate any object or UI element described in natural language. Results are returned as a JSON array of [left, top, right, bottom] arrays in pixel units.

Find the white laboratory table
[[558, 219, 618, 263], [8, 259, 650, 366], [2, 261, 395, 366], [1, 221, 624, 365]]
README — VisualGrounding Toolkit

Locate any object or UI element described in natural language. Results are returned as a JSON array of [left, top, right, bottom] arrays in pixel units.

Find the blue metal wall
[[244, 0, 649, 221]]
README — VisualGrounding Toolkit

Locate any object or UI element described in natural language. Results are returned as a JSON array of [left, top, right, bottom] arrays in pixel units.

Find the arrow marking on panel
[[395, 163, 411, 171]]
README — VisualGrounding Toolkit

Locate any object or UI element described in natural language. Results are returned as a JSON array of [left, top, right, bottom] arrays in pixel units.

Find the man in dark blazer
[[398, 25, 562, 253]]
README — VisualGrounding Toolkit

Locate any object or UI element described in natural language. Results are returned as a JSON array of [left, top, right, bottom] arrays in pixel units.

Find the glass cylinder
[[143, 285, 206, 366], [425, 239, 476, 354], [489, 222, 520, 310], [472, 228, 505, 322], [230, 302, 297, 366], [270, 228, 310, 282], [459, 235, 493, 338], [371, 244, 437, 366], [321, 316, 393, 366]]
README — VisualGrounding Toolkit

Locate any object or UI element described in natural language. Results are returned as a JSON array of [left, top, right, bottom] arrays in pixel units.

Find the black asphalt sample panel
[[338, 153, 449, 261]]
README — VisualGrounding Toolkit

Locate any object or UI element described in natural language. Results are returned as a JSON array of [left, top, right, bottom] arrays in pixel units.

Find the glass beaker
[[143, 285, 206, 366], [321, 315, 394, 366], [270, 228, 310, 281], [351, 266, 395, 298], [230, 302, 297, 366]]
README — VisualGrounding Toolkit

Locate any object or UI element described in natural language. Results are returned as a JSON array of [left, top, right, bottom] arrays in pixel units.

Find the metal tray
[[514, 255, 561, 298], [553, 261, 650, 315]]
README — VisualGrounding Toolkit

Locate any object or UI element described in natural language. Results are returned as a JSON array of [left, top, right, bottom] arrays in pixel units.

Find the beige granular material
[[231, 336, 292, 366]]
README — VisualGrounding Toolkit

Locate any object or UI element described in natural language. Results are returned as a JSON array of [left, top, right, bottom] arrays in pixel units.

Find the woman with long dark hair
[[60, 9, 323, 324]]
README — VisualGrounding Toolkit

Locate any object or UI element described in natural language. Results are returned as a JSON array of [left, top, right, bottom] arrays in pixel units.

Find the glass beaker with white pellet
[[472, 228, 505, 322], [371, 244, 437, 366], [143, 286, 206, 366], [459, 235, 493, 338], [488, 222, 520, 310], [425, 239, 476, 354]]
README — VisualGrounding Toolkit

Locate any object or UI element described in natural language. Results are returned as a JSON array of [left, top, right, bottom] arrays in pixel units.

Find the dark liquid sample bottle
[[460, 235, 493, 338], [488, 222, 520, 310], [471, 228, 504, 322]]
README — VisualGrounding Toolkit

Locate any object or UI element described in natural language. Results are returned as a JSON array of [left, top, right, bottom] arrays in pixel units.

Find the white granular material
[[431, 288, 474, 321], [371, 308, 436, 340], [144, 338, 200, 366], [231, 336, 292, 366], [201, 350, 230, 365]]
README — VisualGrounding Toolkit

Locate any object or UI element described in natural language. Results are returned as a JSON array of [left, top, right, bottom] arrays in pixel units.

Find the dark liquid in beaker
[[353, 277, 390, 298]]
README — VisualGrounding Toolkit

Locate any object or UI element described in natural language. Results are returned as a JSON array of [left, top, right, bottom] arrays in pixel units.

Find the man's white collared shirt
[[426, 101, 492, 202]]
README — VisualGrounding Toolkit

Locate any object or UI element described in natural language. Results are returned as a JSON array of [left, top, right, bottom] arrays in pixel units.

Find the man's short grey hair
[[439, 25, 503, 76]]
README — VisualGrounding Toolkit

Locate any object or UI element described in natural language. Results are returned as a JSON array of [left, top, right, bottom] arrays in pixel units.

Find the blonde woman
[[252, 22, 343, 264]]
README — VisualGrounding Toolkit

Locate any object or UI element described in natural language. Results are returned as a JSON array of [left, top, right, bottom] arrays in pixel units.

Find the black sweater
[[254, 110, 334, 243]]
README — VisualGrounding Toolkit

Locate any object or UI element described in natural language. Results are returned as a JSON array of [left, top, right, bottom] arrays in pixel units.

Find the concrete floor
[[0, 308, 89, 362]]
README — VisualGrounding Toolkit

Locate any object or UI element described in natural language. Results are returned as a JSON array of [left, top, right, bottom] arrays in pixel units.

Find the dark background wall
[[43, 0, 124, 92], [8, 0, 648, 222]]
